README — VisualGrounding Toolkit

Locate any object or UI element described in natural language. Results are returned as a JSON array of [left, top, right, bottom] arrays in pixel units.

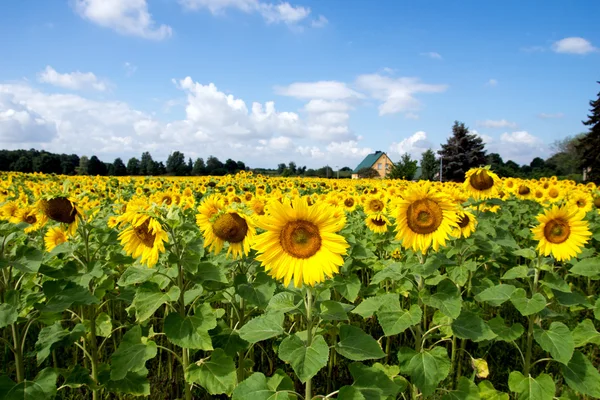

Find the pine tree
[[438, 121, 486, 182], [420, 149, 438, 181], [577, 81, 600, 183]]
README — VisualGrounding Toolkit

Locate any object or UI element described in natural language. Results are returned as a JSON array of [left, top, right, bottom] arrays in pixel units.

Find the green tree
[[11, 155, 33, 173], [60, 154, 79, 175], [356, 167, 379, 178], [577, 82, 600, 183], [288, 161, 297, 175], [438, 121, 486, 181], [166, 151, 187, 175], [127, 157, 140, 175], [389, 153, 418, 180], [192, 158, 206, 175], [88, 155, 107, 175], [420, 149, 438, 181], [112, 158, 127, 176], [277, 163, 287, 174], [225, 159, 238, 174], [206, 156, 224, 175], [140, 152, 156, 175], [77, 155, 89, 175]]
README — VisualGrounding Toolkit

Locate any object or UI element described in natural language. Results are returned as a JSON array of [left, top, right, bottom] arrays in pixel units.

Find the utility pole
[[336, 165, 339, 179], [440, 156, 443, 182]]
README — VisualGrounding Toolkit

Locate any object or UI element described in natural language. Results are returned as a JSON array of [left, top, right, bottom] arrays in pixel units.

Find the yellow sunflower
[[44, 226, 68, 252], [531, 204, 592, 262], [463, 167, 500, 200], [393, 184, 458, 254], [568, 192, 593, 213], [118, 214, 168, 267], [252, 196, 349, 288], [452, 210, 477, 238], [363, 196, 387, 214], [11, 205, 47, 233], [365, 212, 391, 234], [37, 197, 79, 236]]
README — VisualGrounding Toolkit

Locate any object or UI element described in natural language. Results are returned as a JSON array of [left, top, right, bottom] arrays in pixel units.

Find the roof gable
[[353, 151, 389, 173]]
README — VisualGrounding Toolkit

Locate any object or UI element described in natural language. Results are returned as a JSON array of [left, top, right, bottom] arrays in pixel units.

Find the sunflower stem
[[305, 287, 314, 400], [524, 266, 540, 376]]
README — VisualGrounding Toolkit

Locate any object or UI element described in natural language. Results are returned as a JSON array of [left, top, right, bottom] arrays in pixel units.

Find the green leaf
[[572, 319, 600, 347], [196, 262, 228, 283], [488, 317, 524, 341], [278, 334, 329, 383], [510, 289, 546, 316], [37, 280, 99, 313], [539, 272, 571, 293], [266, 292, 300, 314], [35, 322, 85, 365], [335, 324, 385, 361], [164, 309, 214, 350], [377, 303, 422, 337], [501, 266, 530, 280], [185, 348, 237, 396], [349, 362, 402, 399], [94, 312, 112, 337], [210, 324, 249, 358], [14, 245, 43, 273], [553, 289, 590, 307], [405, 346, 451, 397], [474, 284, 516, 306], [533, 322, 574, 364], [332, 273, 361, 302], [448, 265, 470, 287], [62, 365, 94, 389], [320, 300, 351, 321], [232, 371, 293, 400], [451, 311, 497, 342], [441, 377, 479, 400], [117, 266, 155, 286], [478, 380, 509, 400], [508, 371, 555, 400], [131, 282, 180, 322], [352, 293, 398, 318], [513, 248, 537, 260], [238, 312, 285, 343], [2, 367, 58, 400], [371, 262, 406, 284], [569, 257, 600, 277], [237, 272, 276, 309], [106, 369, 150, 396], [595, 298, 600, 320], [561, 351, 600, 397], [337, 386, 366, 400], [420, 279, 462, 319], [0, 303, 18, 329], [110, 325, 157, 381]]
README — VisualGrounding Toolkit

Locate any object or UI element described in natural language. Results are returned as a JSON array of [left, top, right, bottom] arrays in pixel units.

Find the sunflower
[[252, 196, 349, 287], [12, 205, 47, 233], [568, 192, 593, 213], [531, 204, 592, 262], [452, 209, 477, 238], [365, 212, 391, 234], [0, 201, 19, 221], [391, 248, 403, 260], [44, 226, 68, 252], [37, 197, 79, 236], [341, 194, 357, 213], [393, 184, 458, 254], [363, 196, 387, 214], [118, 214, 168, 267], [463, 167, 500, 200]]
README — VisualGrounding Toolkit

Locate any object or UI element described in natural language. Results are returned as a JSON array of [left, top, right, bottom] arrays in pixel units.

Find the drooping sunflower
[[37, 197, 79, 236], [118, 213, 168, 267], [531, 204, 592, 261], [365, 212, 391, 234], [463, 167, 500, 200], [393, 184, 459, 254], [252, 196, 349, 288], [452, 209, 478, 238], [44, 226, 68, 252]]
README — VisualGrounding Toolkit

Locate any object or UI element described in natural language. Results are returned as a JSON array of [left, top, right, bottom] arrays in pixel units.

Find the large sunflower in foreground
[[531, 204, 591, 261], [44, 226, 68, 252], [393, 184, 459, 254], [252, 196, 349, 288], [463, 167, 500, 200], [118, 212, 168, 267]]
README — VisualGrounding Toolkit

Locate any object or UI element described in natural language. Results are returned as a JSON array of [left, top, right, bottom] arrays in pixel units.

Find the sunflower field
[[1, 168, 599, 400]]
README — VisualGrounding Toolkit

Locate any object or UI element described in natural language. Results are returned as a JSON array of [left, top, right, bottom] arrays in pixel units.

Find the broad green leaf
[[2, 367, 58, 400], [62, 365, 94, 389], [352, 293, 398, 318], [94, 312, 112, 337], [238, 312, 284, 343], [553, 289, 590, 307], [432, 310, 453, 338], [488, 317, 524, 341], [266, 292, 300, 314], [451, 311, 497, 342], [533, 322, 574, 364], [405, 346, 451, 397], [131, 282, 180, 322], [184, 284, 204, 306], [595, 298, 600, 320], [335, 324, 385, 361], [332, 273, 361, 302], [501, 266, 530, 280], [510, 289, 546, 316], [508, 371, 555, 400], [37, 280, 99, 312], [475, 284, 516, 306], [185, 349, 237, 396], [197, 262, 228, 283], [478, 380, 509, 400], [232, 371, 293, 400], [377, 303, 422, 337], [0, 304, 17, 329], [561, 351, 600, 397], [337, 386, 366, 400], [106, 369, 150, 396], [371, 262, 405, 284], [320, 300, 351, 321], [513, 248, 537, 260], [35, 322, 85, 365], [569, 257, 600, 277], [237, 272, 276, 309], [539, 272, 570, 293], [349, 362, 402, 399], [110, 325, 157, 381], [572, 319, 600, 347], [441, 377, 479, 400], [210, 324, 249, 357], [13, 245, 43, 273], [448, 265, 470, 287], [117, 266, 155, 286], [164, 311, 213, 350], [420, 279, 462, 319], [278, 334, 329, 383]]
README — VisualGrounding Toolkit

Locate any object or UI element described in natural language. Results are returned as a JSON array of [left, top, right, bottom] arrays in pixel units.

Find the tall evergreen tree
[[420, 149, 438, 181], [438, 121, 486, 182], [577, 82, 600, 183]]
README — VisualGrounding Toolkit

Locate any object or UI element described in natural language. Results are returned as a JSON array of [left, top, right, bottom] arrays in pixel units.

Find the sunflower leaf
[[278, 334, 329, 383], [335, 324, 385, 361]]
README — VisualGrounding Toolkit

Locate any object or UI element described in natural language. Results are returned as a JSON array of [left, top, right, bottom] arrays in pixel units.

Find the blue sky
[[1, 0, 599, 169]]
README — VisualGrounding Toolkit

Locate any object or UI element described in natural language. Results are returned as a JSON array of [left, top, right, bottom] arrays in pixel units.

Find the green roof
[[353, 151, 386, 173]]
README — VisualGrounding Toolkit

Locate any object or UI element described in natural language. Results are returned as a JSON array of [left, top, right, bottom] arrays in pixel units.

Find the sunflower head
[[39, 197, 78, 224], [463, 167, 499, 200]]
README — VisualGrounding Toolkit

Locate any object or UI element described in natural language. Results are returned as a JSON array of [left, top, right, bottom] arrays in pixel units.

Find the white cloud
[[477, 119, 517, 129], [420, 52, 442, 60], [325, 141, 372, 159], [471, 129, 493, 145], [72, 0, 172, 40], [486, 79, 498, 87], [355, 74, 448, 116], [538, 112, 564, 119], [389, 131, 433, 160], [124, 62, 137, 76], [38, 66, 109, 92], [0, 93, 57, 144], [275, 81, 362, 100], [477, 130, 547, 165], [552, 37, 597, 54], [179, 0, 315, 26], [499, 131, 540, 146]]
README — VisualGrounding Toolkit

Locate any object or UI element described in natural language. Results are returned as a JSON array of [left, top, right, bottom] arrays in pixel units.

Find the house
[[352, 151, 393, 179]]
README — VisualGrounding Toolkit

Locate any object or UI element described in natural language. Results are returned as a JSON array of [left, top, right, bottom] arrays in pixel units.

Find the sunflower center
[[369, 199, 384, 212], [212, 213, 248, 243], [25, 214, 37, 224], [543, 219, 570, 244], [280, 220, 322, 259], [457, 214, 470, 228], [134, 220, 156, 248], [344, 198, 355, 207], [370, 216, 387, 226], [576, 200, 585, 208], [44, 197, 77, 223], [518, 185, 530, 195], [469, 170, 494, 191], [549, 188, 559, 198], [406, 199, 443, 234], [594, 197, 600, 208]]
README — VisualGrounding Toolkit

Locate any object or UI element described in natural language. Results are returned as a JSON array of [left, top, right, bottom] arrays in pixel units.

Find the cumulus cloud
[[477, 119, 517, 129], [72, 0, 172, 40], [477, 130, 547, 165], [275, 81, 362, 100], [38, 66, 109, 91], [389, 131, 433, 160], [0, 93, 57, 145], [355, 74, 448, 116], [419, 52, 442, 60], [538, 112, 564, 119], [552, 37, 597, 54]]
